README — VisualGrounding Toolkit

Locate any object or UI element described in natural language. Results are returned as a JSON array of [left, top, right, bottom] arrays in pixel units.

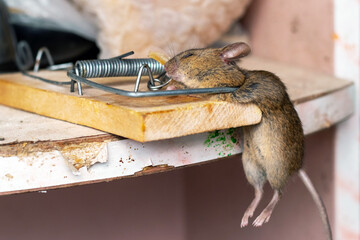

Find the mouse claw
[[240, 218, 248, 228], [252, 211, 272, 227], [241, 210, 254, 228]]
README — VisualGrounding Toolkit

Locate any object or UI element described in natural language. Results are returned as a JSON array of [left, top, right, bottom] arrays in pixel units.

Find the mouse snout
[[164, 63, 169, 72], [164, 60, 184, 82], [164, 60, 177, 76]]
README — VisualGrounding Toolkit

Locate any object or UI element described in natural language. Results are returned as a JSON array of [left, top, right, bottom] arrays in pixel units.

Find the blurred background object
[[0, 0, 18, 71], [0, 0, 252, 69], [71, 0, 252, 58], [0, 0, 99, 72]]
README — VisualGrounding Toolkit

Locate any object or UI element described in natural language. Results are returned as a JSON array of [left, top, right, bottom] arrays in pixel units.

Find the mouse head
[[164, 42, 251, 88]]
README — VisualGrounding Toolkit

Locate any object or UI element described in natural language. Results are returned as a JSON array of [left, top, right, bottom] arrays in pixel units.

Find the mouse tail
[[298, 169, 332, 240]]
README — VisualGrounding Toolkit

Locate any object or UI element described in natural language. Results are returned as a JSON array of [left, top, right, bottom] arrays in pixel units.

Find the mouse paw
[[252, 210, 272, 227], [240, 216, 249, 228], [240, 210, 254, 228]]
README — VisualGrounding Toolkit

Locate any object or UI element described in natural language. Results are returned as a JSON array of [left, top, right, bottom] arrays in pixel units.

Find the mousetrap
[[0, 48, 261, 142]]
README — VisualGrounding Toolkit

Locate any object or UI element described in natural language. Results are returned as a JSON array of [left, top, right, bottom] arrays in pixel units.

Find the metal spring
[[75, 55, 164, 78]]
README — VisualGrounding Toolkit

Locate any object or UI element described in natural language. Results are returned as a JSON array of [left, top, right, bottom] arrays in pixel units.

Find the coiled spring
[[75, 52, 164, 78]]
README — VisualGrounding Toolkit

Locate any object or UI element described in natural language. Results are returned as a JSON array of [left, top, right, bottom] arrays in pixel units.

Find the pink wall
[[243, 0, 334, 75], [0, 171, 186, 240]]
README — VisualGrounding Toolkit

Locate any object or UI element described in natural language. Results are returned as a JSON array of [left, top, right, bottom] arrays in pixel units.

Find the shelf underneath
[[0, 56, 354, 196]]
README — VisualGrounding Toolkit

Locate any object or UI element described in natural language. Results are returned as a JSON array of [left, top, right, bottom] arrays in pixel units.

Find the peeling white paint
[[60, 142, 109, 174], [0, 131, 242, 195]]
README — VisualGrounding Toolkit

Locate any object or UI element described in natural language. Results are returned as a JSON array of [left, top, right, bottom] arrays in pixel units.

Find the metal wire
[[16, 41, 34, 70], [147, 72, 172, 91], [47, 62, 74, 71], [22, 70, 72, 85], [75, 52, 164, 78], [67, 69, 238, 98], [33, 47, 54, 72], [20, 46, 73, 85], [134, 64, 154, 92]]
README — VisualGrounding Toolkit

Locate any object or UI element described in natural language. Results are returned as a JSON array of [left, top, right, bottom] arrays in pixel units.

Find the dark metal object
[[0, 0, 26, 71], [12, 24, 99, 66]]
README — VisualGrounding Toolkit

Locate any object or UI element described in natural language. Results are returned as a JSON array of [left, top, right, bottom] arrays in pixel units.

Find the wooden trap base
[[0, 68, 262, 142]]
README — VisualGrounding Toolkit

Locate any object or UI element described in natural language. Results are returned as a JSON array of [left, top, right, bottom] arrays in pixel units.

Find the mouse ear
[[220, 42, 251, 62]]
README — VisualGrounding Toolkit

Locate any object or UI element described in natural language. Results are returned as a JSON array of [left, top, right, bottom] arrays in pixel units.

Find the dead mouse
[[164, 42, 332, 239]]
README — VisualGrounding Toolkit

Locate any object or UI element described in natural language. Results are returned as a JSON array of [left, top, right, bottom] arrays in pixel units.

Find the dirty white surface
[[0, 130, 242, 195], [0, 81, 354, 195], [0, 105, 105, 144]]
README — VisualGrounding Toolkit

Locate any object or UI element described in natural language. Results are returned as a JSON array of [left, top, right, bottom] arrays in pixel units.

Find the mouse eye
[[182, 52, 194, 59]]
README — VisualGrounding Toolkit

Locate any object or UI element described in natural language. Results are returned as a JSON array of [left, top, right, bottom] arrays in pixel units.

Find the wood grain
[[0, 70, 261, 142]]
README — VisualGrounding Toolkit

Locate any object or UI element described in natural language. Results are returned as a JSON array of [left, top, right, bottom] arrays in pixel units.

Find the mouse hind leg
[[252, 189, 281, 227], [241, 153, 266, 227], [252, 166, 288, 227]]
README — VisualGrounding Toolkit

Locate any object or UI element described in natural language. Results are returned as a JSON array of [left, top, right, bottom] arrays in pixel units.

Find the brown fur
[[164, 42, 304, 221], [165, 48, 246, 89], [165, 45, 304, 193], [234, 70, 304, 191]]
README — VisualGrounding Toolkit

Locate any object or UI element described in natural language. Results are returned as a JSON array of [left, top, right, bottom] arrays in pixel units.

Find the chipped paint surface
[[0, 131, 242, 195], [60, 142, 108, 172]]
